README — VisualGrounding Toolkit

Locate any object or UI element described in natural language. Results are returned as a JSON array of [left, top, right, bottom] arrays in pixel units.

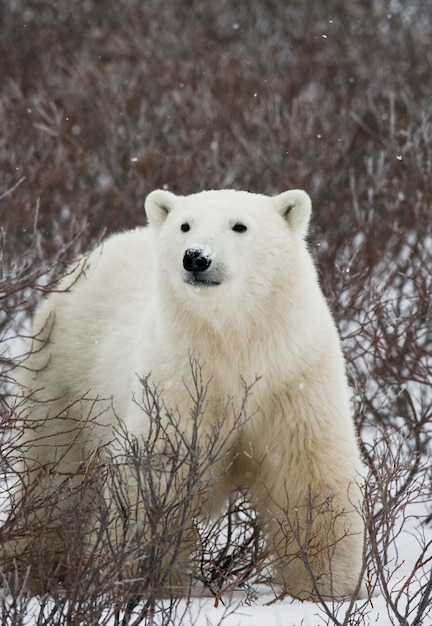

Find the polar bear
[[7, 188, 364, 601]]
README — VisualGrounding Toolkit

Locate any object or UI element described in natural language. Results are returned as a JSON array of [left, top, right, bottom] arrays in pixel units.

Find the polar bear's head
[[145, 188, 313, 315]]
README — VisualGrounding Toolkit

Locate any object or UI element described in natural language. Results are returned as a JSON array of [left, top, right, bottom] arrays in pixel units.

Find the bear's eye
[[180, 223, 190, 232], [232, 223, 247, 233]]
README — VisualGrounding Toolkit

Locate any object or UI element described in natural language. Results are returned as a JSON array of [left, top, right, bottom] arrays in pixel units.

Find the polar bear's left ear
[[145, 189, 178, 228], [273, 190, 312, 239]]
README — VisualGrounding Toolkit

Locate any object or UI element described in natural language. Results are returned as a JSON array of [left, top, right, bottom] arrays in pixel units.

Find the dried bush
[[1, 363, 256, 625]]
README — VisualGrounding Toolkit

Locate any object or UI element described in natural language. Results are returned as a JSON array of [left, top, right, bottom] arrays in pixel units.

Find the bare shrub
[[364, 433, 432, 626], [1, 362, 257, 624], [195, 492, 267, 604]]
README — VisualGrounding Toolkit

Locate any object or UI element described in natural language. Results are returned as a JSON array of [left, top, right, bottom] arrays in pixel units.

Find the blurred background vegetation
[[1, 1, 431, 236]]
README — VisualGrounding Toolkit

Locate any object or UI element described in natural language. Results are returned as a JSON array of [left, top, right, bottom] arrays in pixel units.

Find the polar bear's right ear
[[273, 190, 312, 239], [145, 189, 178, 227]]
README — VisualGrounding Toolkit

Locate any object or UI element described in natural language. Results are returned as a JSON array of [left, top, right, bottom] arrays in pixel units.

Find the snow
[[186, 243, 216, 262], [1, 495, 430, 624]]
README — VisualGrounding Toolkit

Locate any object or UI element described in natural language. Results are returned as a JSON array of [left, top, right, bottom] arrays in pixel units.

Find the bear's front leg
[[90, 414, 212, 599], [248, 458, 365, 601]]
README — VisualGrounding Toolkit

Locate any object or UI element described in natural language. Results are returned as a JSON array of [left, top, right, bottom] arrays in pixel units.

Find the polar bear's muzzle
[[182, 244, 222, 287]]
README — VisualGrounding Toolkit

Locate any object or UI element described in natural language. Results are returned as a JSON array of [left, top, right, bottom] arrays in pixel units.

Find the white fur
[[12, 188, 364, 600]]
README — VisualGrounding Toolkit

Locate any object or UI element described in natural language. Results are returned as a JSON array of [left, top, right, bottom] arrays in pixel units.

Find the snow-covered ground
[[2, 496, 431, 625]]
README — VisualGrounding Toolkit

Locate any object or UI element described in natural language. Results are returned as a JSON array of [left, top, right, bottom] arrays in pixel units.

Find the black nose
[[183, 248, 212, 272]]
